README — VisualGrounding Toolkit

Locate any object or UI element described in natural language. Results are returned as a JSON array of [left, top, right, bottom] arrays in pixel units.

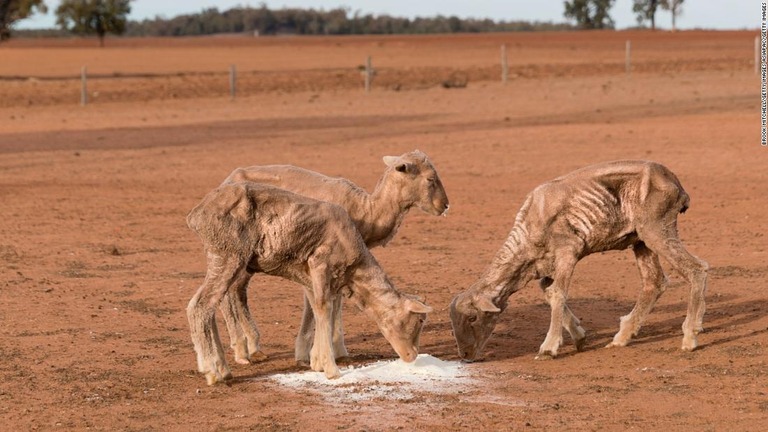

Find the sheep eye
[[468, 316, 477, 324]]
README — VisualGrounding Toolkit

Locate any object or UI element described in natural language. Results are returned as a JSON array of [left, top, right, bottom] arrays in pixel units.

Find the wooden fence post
[[625, 40, 631, 75], [80, 66, 87, 106], [501, 44, 509, 84], [364, 56, 372, 93], [230, 64, 236, 99]]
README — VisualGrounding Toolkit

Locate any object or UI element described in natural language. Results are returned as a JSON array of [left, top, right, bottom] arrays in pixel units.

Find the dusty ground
[[0, 31, 765, 431]]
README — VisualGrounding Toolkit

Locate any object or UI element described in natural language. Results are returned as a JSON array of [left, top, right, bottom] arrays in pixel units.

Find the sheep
[[450, 160, 708, 362], [218, 150, 449, 365], [186, 181, 432, 384]]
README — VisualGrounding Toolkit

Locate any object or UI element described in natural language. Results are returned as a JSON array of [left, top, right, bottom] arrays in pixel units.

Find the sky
[[17, 0, 759, 31]]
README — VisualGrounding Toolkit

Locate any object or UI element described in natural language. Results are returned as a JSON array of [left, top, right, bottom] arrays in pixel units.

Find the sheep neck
[[471, 223, 537, 308], [347, 259, 401, 320], [359, 171, 414, 247]]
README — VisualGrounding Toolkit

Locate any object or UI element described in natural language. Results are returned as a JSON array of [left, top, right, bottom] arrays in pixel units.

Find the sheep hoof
[[606, 332, 630, 348], [205, 370, 232, 386], [205, 373, 217, 386], [324, 367, 341, 379], [249, 351, 268, 362], [574, 336, 587, 352], [296, 359, 310, 368], [234, 351, 265, 365], [534, 352, 556, 360], [681, 333, 698, 351], [681, 340, 698, 352], [295, 352, 310, 366]]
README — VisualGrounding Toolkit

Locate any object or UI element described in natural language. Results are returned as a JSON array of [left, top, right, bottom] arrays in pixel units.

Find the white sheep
[[450, 160, 708, 361], [219, 150, 449, 365], [186, 181, 432, 384]]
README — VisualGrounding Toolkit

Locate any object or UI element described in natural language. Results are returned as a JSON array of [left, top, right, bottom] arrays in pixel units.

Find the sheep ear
[[406, 298, 433, 314], [383, 156, 414, 173], [382, 156, 399, 167], [395, 163, 411, 173], [476, 297, 501, 313]]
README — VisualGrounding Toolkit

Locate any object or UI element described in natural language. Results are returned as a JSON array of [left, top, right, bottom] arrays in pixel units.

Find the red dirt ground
[[0, 31, 765, 431]]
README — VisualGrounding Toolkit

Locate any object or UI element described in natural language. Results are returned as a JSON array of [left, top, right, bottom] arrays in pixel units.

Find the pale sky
[[17, 0, 759, 31]]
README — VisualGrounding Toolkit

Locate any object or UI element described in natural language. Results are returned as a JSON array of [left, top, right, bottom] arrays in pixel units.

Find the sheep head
[[375, 295, 432, 363], [449, 292, 502, 362], [382, 150, 449, 216]]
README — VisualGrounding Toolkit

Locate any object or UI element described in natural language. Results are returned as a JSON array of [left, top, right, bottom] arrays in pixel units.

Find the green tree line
[[122, 6, 575, 37]]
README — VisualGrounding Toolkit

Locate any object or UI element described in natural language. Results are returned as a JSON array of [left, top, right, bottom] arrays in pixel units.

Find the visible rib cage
[[564, 181, 620, 245], [503, 194, 532, 256], [503, 223, 529, 255]]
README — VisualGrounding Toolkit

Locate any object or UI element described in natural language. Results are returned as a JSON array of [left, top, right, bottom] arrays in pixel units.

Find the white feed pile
[[269, 354, 473, 401]]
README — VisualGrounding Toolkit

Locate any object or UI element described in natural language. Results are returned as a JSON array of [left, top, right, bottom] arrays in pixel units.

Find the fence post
[[80, 66, 87, 106], [501, 44, 508, 84], [229, 64, 236, 100], [625, 40, 631, 75], [364, 56, 373, 93]]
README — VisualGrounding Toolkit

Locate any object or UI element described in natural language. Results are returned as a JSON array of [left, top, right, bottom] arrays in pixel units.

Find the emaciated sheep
[[186, 182, 432, 384], [219, 150, 449, 365], [450, 160, 708, 361]]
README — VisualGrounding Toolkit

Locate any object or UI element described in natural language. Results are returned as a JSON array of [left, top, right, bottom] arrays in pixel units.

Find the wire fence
[[0, 42, 755, 108]]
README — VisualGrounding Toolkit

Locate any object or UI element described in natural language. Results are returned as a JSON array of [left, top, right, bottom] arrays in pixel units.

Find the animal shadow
[[476, 292, 763, 363]]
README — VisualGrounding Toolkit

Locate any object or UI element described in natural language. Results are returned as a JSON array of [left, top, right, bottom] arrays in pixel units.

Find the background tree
[[563, 0, 616, 29], [660, 0, 684, 31], [0, 0, 47, 41], [56, 0, 132, 47], [633, 0, 659, 29]]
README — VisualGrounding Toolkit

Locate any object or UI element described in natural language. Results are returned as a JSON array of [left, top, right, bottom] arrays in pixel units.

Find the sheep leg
[[219, 290, 248, 363], [295, 295, 315, 366], [296, 294, 348, 365], [307, 252, 341, 379], [187, 252, 244, 385], [607, 242, 667, 348], [219, 273, 266, 364], [640, 225, 708, 351], [540, 277, 586, 351], [331, 295, 349, 360], [308, 297, 339, 379], [536, 258, 577, 359]]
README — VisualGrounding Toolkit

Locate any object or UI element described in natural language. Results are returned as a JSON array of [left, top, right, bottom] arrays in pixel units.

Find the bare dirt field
[[0, 30, 765, 431]]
